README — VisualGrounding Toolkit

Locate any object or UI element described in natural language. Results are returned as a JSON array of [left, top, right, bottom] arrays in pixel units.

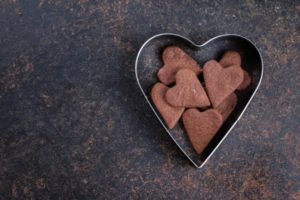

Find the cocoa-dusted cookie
[[203, 60, 243, 108], [237, 70, 251, 90], [219, 50, 251, 89], [151, 83, 184, 129], [219, 50, 242, 67], [216, 93, 237, 121], [165, 69, 210, 108], [158, 46, 201, 85], [182, 108, 223, 154]]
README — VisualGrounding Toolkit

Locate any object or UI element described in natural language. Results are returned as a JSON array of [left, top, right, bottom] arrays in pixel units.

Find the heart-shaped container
[[135, 33, 263, 168]]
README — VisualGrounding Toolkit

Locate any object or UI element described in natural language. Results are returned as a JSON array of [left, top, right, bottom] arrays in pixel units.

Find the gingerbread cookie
[[219, 50, 251, 90], [216, 93, 237, 121], [151, 83, 184, 129], [165, 69, 211, 108], [203, 60, 243, 108], [182, 109, 223, 154], [158, 46, 201, 85]]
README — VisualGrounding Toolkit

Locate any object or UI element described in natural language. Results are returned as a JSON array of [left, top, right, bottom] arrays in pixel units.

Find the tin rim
[[135, 33, 264, 168]]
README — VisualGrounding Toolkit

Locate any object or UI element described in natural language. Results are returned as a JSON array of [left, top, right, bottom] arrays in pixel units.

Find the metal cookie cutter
[[135, 33, 263, 168]]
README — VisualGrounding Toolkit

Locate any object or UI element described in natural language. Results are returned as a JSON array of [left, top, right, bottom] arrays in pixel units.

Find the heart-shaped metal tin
[[135, 33, 263, 168]]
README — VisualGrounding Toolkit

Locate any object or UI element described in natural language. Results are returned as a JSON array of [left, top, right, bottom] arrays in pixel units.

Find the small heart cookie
[[203, 60, 243, 108], [219, 51, 251, 90], [165, 69, 211, 108], [151, 83, 185, 129], [216, 93, 238, 121], [158, 46, 201, 85], [182, 109, 223, 154], [237, 70, 251, 90], [219, 50, 242, 67]]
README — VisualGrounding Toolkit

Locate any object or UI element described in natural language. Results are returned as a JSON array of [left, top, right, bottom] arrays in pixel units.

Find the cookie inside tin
[[135, 33, 263, 168]]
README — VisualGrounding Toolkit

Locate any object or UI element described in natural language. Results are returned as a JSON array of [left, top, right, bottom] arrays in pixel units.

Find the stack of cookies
[[151, 46, 251, 154]]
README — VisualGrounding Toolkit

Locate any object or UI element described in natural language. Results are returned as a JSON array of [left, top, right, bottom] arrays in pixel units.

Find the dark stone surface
[[0, 0, 299, 199]]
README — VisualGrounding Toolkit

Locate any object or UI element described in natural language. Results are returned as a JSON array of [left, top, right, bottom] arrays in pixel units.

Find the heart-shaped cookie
[[165, 69, 210, 108], [135, 33, 263, 168], [182, 109, 223, 154], [157, 46, 201, 85], [203, 60, 243, 108], [219, 50, 242, 67], [216, 93, 238, 121], [151, 83, 184, 129], [237, 70, 251, 90], [219, 50, 251, 90]]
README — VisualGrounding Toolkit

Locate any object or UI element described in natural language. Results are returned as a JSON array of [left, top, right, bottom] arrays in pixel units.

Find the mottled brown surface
[[0, 0, 299, 199]]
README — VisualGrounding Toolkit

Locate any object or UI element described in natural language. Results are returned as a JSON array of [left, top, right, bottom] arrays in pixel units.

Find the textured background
[[0, 0, 299, 199]]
